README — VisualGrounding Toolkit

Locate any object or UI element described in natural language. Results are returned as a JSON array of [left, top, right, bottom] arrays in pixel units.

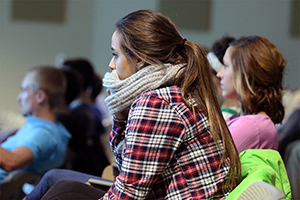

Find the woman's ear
[[136, 59, 145, 69], [35, 89, 47, 104]]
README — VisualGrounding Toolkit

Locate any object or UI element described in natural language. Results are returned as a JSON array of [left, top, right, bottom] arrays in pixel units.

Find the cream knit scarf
[[102, 63, 184, 115]]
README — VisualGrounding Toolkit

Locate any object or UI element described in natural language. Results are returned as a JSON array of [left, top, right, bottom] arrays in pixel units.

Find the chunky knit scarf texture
[[102, 63, 184, 115]]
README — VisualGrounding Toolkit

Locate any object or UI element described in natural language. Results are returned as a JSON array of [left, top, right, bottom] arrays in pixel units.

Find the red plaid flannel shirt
[[101, 86, 234, 200]]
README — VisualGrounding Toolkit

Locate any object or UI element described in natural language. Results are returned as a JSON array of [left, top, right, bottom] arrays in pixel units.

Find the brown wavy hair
[[115, 9, 241, 186], [229, 36, 286, 124]]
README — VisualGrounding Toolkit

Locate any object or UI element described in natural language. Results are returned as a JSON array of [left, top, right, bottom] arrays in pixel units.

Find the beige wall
[[1, 0, 299, 113], [0, 0, 95, 112]]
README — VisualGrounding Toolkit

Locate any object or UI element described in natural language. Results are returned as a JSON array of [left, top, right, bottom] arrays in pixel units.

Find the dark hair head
[[62, 69, 83, 105], [229, 36, 286, 123], [90, 74, 103, 102], [62, 58, 95, 90], [212, 36, 236, 64]]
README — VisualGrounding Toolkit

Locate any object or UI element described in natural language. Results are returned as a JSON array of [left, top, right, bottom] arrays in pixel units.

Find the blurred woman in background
[[217, 36, 286, 153]]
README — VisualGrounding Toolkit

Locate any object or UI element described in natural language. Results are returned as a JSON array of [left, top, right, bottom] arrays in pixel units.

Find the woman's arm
[[109, 118, 127, 168]]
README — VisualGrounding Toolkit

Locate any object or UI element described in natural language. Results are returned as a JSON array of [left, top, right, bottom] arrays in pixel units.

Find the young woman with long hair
[[217, 36, 286, 153], [25, 9, 241, 200]]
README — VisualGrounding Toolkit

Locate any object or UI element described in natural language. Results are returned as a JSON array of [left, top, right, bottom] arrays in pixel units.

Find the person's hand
[[107, 89, 130, 120]]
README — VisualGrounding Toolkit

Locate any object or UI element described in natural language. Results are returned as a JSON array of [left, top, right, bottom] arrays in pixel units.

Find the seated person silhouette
[[0, 66, 71, 181], [59, 58, 109, 176]]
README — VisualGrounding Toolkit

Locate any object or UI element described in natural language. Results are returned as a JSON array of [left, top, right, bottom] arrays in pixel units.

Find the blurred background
[[0, 0, 299, 113]]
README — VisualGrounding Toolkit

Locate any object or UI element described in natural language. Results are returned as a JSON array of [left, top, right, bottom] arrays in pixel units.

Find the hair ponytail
[[180, 41, 241, 186]]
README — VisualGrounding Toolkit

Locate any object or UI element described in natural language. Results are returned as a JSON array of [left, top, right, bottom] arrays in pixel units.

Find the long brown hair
[[115, 9, 241, 185], [230, 36, 286, 124]]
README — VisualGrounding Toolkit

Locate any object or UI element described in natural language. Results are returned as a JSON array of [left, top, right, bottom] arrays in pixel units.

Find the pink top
[[226, 114, 278, 153]]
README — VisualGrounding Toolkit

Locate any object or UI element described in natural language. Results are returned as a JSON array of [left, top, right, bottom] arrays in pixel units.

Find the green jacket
[[226, 149, 291, 199]]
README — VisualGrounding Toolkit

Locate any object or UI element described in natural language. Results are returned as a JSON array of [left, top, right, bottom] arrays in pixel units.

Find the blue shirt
[[0, 115, 71, 181]]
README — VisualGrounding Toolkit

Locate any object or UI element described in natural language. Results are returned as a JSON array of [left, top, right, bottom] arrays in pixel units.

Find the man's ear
[[35, 89, 47, 104]]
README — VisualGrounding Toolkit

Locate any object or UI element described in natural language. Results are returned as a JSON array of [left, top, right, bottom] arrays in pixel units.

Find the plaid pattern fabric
[[102, 86, 233, 200]]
